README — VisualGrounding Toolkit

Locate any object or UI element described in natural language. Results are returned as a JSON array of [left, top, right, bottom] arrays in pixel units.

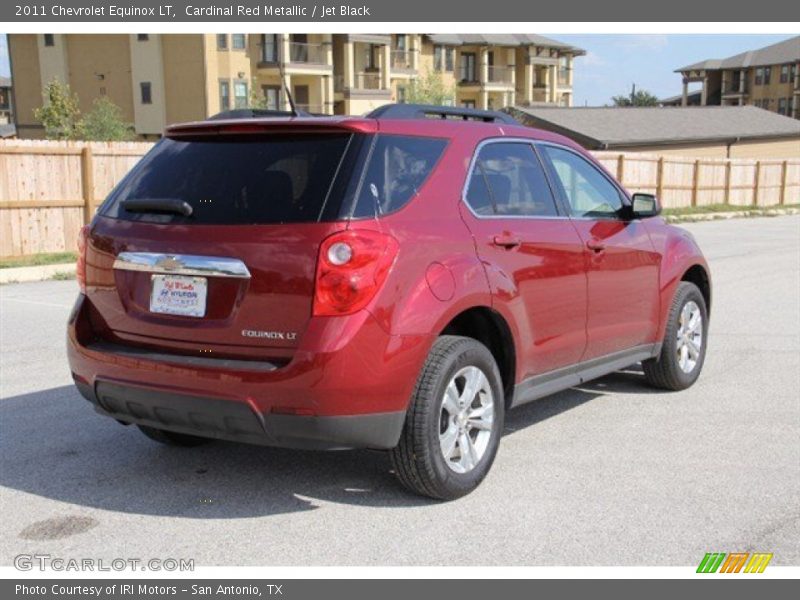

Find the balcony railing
[[487, 66, 513, 85], [288, 42, 327, 65], [724, 81, 748, 94], [391, 50, 413, 70], [334, 72, 386, 92]]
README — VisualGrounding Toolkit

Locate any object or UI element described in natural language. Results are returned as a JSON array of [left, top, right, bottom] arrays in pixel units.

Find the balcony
[[557, 70, 570, 87], [723, 81, 748, 95], [288, 42, 328, 65], [391, 50, 413, 71], [334, 73, 388, 93], [487, 66, 514, 87]]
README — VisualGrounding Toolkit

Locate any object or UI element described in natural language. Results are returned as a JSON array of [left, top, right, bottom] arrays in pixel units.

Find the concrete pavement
[[1, 216, 798, 566]]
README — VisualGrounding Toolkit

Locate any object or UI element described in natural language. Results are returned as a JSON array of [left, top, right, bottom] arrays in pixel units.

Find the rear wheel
[[390, 335, 505, 500], [643, 281, 708, 390], [137, 425, 211, 447]]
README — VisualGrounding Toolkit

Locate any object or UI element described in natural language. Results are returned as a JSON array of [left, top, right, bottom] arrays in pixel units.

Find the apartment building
[[0, 76, 12, 124], [674, 35, 799, 119], [7, 33, 582, 139]]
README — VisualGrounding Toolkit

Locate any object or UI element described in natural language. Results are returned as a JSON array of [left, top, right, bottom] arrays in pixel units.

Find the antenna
[[278, 61, 301, 117]]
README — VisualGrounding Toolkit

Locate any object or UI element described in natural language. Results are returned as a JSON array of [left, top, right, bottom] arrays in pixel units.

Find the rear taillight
[[313, 229, 399, 317], [76, 225, 89, 293]]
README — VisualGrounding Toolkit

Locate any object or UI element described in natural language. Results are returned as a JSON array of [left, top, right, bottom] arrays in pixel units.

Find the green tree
[[248, 78, 270, 110], [611, 89, 660, 107], [34, 80, 81, 140], [405, 69, 455, 106], [76, 96, 134, 141]]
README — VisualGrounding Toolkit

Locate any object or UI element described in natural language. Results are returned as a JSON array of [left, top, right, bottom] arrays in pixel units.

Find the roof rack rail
[[367, 103, 519, 125], [208, 108, 312, 121]]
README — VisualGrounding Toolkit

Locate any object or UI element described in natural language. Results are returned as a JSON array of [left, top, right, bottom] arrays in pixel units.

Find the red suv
[[68, 104, 711, 499]]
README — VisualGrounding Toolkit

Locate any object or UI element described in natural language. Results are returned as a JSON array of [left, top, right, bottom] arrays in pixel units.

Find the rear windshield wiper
[[121, 198, 193, 217]]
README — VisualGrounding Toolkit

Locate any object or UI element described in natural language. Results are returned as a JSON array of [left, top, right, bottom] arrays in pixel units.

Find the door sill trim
[[511, 343, 661, 408]]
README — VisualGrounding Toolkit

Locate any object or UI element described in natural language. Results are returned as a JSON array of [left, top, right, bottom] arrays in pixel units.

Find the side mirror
[[631, 193, 661, 219]]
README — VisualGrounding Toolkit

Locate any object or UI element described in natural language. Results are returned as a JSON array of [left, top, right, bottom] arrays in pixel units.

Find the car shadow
[[0, 370, 655, 519]]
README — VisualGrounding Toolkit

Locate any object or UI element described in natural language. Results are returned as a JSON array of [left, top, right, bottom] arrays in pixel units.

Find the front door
[[539, 144, 661, 360], [460, 140, 588, 380]]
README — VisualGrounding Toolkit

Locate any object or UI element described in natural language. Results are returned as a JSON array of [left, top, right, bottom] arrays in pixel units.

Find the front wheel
[[390, 335, 505, 500], [643, 281, 708, 390]]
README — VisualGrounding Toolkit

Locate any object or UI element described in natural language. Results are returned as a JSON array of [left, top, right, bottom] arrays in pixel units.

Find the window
[[137, 34, 149, 42], [755, 67, 764, 85], [445, 48, 455, 72], [541, 145, 624, 219], [460, 53, 477, 82], [103, 134, 353, 225], [352, 135, 447, 218], [778, 97, 788, 115], [219, 81, 230, 110], [232, 34, 246, 50], [43, 34, 54, 47], [140, 82, 152, 105], [780, 64, 790, 83], [233, 81, 248, 108], [465, 142, 558, 217], [792, 64, 798, 83], [262, 85, 281, 110], [434, 45, 443, 71], [262, 34, 279, 62], [463, 100, 476, 109], [397, 85, 406, 103], [764, 66, 771, 85], [217, 34, 228, 50]]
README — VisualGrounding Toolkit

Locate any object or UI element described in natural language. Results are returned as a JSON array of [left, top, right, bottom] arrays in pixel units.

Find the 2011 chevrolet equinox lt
[[67, 104, 711, 499]]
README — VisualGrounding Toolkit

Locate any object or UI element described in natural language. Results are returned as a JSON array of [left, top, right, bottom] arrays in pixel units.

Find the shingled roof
[[677, 35, 799, 72], [425, 34, 585, 55], [508, 105, 800, 149]]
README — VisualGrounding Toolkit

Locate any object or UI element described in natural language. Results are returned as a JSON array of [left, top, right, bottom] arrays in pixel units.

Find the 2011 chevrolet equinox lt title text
[[67, 104, 711, 499]]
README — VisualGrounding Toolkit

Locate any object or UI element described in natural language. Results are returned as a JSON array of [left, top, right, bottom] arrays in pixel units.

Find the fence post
[[616, 154, 625, 185], [753, 160, 761, 207], [656, 156, 664, 200], [724, 160, 732, 206], [779, 160, 788, 205], [691, 159, 700, 207], [80, 146, 94, 224]]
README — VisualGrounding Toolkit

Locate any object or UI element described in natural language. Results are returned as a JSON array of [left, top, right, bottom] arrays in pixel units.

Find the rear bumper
[[67, 294, 430, 450], [75, 380, 406, 450]]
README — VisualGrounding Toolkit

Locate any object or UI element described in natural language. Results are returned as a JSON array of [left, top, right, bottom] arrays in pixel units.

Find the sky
[[0, 34, 796, 104]]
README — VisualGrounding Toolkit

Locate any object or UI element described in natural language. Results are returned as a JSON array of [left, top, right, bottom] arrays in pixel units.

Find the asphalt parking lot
[[1, 216, 798, 567]]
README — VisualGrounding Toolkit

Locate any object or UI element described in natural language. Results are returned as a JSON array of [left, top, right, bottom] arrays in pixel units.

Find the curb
[[664, 207, 800, 224], [0, 263, 76, 285]]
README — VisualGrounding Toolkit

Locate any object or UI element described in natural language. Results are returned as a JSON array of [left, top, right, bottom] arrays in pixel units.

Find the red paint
[[68, 114, 710, 424]]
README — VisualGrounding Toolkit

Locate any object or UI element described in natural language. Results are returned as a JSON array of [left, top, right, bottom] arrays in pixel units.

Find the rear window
[[101, 133, 352, 225], [350, 134, 447, 218]]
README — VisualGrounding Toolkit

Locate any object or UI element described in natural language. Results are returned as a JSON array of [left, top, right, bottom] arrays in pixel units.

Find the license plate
[[149, 274, 207, 318]]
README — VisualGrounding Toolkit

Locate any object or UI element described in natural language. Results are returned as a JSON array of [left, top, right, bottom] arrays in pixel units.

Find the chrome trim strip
[[113, 252, 251, 279]]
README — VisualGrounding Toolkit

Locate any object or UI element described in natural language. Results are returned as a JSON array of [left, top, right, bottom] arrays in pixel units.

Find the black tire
[[390, 335, 505, 500], [643, 281, 708, 391], [137, 425, 211, 447]]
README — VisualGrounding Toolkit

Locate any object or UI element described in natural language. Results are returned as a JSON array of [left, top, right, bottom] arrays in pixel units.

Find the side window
[[541, 146, 624, 218], [465, 142, 559, 217], [351, 135, 447, 218]]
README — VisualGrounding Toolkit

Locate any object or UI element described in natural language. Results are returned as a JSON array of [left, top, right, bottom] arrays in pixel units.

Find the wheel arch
[[681, 263, 711, 315], [439, 306, 517, 408]]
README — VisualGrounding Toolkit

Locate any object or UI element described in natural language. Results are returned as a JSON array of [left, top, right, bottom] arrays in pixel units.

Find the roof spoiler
[[367, 103, 520, 125]]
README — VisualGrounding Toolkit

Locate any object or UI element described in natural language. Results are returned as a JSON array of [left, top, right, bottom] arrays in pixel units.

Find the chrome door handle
[[492, 235, 521, 249]]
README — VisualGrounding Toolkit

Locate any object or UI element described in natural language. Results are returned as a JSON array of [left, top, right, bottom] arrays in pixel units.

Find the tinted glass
[[351, 135, 447, 218], [101, 134, 352, 225], [541, 146, 623, 218], [465, 142, 559, 217]]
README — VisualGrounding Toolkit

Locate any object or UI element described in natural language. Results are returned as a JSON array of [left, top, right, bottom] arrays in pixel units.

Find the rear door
[[84, 130, 361, 361], [459, 139, 588, 380], [538, 143, 661, 360]]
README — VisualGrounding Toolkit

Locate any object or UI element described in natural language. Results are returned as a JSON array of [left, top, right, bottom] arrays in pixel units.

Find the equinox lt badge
[[242, 330, 297, 341]]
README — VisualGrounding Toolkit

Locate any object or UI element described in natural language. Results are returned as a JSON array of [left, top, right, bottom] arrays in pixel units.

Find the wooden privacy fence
[[593, 152, 800, 209], [0, 140, 799, 257], [0, 140, 153, 258]]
